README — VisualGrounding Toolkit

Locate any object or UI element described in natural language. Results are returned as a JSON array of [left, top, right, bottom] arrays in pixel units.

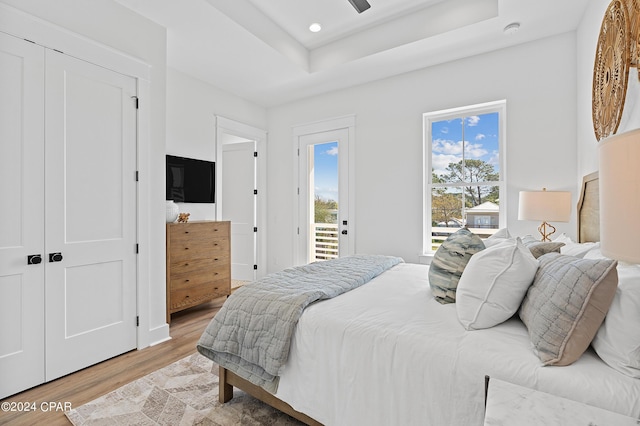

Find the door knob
[[27, 254, 42, 265], [341, 230, 348, 235], [49, 252, 63, 262]]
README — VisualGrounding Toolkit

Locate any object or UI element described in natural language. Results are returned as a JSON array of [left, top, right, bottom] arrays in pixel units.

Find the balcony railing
[[431, 226, 499, 251], [314, 223, 339, 261]]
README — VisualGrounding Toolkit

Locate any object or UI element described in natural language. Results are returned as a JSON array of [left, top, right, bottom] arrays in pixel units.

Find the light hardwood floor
[[0, 298, 225, 426]]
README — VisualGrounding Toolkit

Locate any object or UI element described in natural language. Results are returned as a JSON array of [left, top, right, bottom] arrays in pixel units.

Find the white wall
[[577, 0, 640, 179], [166, 68, 267, 220], [267, 33, 578, 270]]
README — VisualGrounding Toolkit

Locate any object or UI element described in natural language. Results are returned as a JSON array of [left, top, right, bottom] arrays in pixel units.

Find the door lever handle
[[27, 254, 42, 265], [341, 230, 348, 235], [49, 252, 63, 262]]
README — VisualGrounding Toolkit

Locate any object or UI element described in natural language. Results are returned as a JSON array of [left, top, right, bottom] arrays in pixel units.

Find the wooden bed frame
[[219, 366, 322, 425], [218, 173, 601, 426]]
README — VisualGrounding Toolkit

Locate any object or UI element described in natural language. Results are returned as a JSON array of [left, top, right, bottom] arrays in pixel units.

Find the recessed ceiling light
[[503, 22, 520, 35], [309, 23, 322, 33]]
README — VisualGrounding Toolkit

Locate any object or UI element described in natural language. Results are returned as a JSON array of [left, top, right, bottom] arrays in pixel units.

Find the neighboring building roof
[[467, 201, 499, 213]]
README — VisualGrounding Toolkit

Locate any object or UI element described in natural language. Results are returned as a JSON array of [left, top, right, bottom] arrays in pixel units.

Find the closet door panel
[[44, 49, 137, 380], [0, 33, 45, 400]]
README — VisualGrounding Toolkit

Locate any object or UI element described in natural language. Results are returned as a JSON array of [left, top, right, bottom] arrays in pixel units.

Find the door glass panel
[[310, 141, 339, 262]]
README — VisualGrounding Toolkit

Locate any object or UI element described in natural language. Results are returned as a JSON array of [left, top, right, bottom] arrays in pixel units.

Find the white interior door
[[221, 141, 257, 281], [44, 49, 138, 380], [297, 128, 351, 264], [0, 33, 46, 399]]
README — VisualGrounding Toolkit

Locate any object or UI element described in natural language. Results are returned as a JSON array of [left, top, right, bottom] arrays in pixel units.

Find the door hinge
[[135, 171, 139, 181], [254, 151, 258, 157], [254, 189, 258, 195], [136, 316, 139, 327], [297, 227, 300, 235], [253, 265, 258, 270], [132, 96, 139, 109], [135, 244, 139, 254], [253, 227, 258, 232]]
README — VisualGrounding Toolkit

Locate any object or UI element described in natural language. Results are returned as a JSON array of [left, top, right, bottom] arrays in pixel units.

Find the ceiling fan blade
[[348, 0, 371, 13]]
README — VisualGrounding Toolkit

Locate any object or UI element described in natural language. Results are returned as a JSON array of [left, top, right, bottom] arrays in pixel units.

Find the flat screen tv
[[166, 155, 215, 203]]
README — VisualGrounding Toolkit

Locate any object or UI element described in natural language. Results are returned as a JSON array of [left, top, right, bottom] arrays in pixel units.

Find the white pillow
[[553, 232, 574, 244], [592, 262, 640, 378], [561, 241, 600, 258], [483, 228, 512, 248], [456, 237, 538, 330]]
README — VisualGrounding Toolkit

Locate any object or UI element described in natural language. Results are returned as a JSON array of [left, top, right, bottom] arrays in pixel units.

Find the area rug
[[65, 352, 303, 425]]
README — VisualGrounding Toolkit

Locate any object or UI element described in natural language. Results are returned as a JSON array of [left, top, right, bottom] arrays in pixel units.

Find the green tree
[[442, 159, 499, 206], [431, 192, 462, 226], [314, 196, 338, 223]]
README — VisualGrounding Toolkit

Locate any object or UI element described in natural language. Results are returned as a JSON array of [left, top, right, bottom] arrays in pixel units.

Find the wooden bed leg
[[219, 366, 233, 403]]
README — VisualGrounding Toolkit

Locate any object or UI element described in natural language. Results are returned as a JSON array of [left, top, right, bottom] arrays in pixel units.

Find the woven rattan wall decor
[[592, 0, 630, 141], [626, 0, 640, 76]]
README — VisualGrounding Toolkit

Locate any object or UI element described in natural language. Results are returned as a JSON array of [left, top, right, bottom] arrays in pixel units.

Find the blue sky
[[431, 112, 500, 177], [313, 141, 338, 202]]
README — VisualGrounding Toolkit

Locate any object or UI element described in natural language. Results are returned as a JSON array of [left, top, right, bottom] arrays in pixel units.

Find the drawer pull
[[185, 247, 189, 250], [184, 231, 189, 234], [185, 279, 190, 282], [214, 287, 219, 290], [184, 263, 189, 267], [214, 272, 218, 276], [214, 258, 219, 261]]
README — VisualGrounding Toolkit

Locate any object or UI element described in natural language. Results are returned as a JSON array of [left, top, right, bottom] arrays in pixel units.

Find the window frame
[[422, 100, 507, 256]]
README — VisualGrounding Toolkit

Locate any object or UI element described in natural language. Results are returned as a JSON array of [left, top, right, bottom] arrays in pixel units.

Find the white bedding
[[274, 263, 640, 426]]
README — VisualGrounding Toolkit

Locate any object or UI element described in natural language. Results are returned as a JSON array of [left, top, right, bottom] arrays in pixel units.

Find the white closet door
[[0, 33, 45, 399], [44, 50, 137, 380], [222, 141, 257, 281]]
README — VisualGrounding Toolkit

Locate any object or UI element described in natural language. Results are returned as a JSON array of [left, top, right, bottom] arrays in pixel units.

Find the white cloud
[[440, 127, 449, 134], [465, 143, 488, 158], [475, 133, 485, 140], [467, 116, 480, 126], [433, 139, 487, 158], [433, 139, 463, 155], [431, 154, 460, 176], [315, 186, 338, 202], [326, 146, 338, 156]]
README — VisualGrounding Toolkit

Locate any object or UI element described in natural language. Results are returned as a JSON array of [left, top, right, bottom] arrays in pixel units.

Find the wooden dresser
[[166, 221, 231, 322]]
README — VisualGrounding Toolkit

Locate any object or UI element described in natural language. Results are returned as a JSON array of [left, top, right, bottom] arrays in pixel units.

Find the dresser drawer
[[170, 267, 230, 291], [170, 255, 229, 275], [169, 221, 229, 243], [168, 237, 229, 262], [169, 283, 229, 312]]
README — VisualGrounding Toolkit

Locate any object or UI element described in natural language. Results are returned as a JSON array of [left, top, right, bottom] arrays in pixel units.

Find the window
[[423, 101, 506, 254]]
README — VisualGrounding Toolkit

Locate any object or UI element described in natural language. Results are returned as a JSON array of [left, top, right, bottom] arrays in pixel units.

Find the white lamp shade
[[599, 129, 640, 263], [518, 190, 571, 222]]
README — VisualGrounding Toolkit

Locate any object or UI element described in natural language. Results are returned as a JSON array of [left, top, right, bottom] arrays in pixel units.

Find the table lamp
[[518, 189, 571, 241], [599, 129, 640, 264]]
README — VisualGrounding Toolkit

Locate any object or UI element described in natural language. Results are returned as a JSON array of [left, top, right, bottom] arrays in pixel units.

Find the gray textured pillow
[[429, 228, 485, 304], [522, 239, 565, 259], [519, 253, 618, 366]]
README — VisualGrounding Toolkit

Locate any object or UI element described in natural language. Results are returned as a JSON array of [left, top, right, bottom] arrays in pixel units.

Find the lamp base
[[538, 221, 556, 242]]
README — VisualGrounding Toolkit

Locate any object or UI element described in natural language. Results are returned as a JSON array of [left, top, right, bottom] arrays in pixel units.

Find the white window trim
[[421, 100, 507, 262]]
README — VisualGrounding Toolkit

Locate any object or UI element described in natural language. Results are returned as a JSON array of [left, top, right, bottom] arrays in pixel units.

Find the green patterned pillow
[[429, 228, 485, 304]]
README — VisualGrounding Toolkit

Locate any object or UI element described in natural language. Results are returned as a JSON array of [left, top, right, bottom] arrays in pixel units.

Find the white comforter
[[274, 263, 640, 426]]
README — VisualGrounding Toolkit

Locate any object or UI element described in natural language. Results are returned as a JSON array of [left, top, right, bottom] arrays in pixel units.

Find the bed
[[197, 172, 640, 425]]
